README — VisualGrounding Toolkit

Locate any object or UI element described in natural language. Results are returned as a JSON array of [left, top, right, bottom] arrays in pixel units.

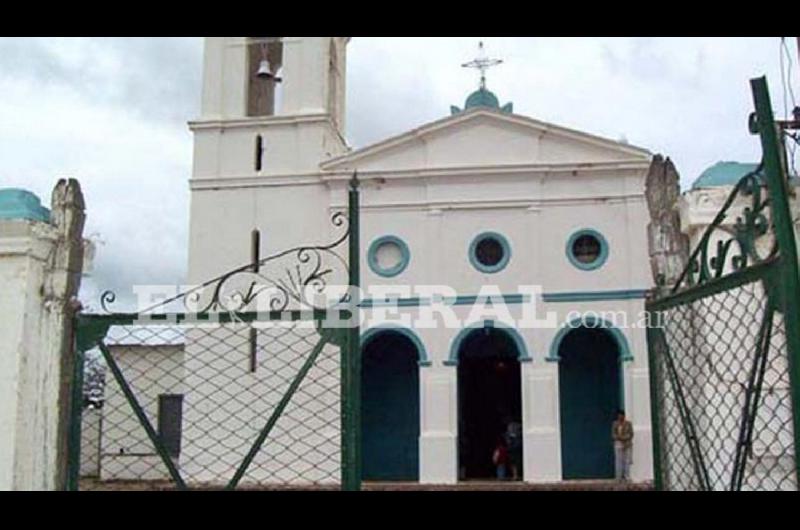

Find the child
[[492, 436, 509, 480]]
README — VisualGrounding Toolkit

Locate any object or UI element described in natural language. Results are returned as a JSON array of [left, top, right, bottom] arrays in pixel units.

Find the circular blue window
[[566, 229, 609, 270], [469, 232, 511, 273], [368, 235, 410, 277]]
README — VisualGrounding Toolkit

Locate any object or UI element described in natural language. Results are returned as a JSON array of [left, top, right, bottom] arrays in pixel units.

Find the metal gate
[[66, 178, 362, 490], [646, 77, 800, 490]]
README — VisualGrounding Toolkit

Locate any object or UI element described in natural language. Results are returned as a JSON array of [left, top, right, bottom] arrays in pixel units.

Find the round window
[[566, 229, 608, 270], [368, 236, 410, 277], [469, 232, 511, 273]]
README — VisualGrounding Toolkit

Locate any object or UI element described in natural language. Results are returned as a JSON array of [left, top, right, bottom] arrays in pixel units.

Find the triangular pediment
[[321, 108, 651, 173]]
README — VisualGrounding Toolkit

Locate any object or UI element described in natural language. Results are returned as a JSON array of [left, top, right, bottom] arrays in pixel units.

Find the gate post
[[645, 320, 665, 491], [0, 180, 86, 490], [65, 325, 86, 491], [750, 76, 800, 486], [341, 172, 362, 491]]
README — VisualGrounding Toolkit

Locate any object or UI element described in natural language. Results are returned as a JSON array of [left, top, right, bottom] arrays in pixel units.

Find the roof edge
[[321, 107, 652, 170]]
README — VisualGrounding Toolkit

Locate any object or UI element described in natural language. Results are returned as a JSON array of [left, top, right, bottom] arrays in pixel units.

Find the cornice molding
[[190, 160, 650, 191], [188, 112, 334, 131]]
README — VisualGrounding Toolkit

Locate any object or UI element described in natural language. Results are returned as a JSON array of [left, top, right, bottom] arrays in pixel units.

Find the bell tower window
[[255, 134, 264, 171], [328, 39, 341, 127], [247, 37, 283, 117]]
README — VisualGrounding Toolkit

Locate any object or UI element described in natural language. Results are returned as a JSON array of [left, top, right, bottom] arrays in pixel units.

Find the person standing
[[504, 420, 523, 480], [612, 410, 634, 481], [492, 436, 509, 480]]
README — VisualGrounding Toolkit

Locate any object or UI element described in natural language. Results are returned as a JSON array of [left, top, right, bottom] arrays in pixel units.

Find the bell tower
[[190, 37, 350, 179]]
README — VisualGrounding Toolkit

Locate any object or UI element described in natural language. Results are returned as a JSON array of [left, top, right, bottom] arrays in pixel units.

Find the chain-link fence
[[78, 319, 342, 490], [646, 76, 800, 491], [650, 278, 796, 491]]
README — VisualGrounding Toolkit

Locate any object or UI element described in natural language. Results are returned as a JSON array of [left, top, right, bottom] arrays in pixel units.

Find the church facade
[[185, 37, 657, 484]]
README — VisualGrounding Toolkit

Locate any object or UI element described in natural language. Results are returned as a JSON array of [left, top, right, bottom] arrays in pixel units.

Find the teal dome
[[465, 87, 500, 109], [0, 188, 50, 223], [691, 162, 762, 190], [450, 87, 513, 115]]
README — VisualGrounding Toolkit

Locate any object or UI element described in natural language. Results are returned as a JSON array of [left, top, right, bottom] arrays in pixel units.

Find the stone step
[[362, 480, 654, 491], [79, 478, 654, 491]]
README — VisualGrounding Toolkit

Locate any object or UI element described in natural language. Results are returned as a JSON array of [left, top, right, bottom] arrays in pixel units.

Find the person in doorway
[[504, 419, 522, 480], [492, 436, 509, 480], [612, 410, 634, 481]]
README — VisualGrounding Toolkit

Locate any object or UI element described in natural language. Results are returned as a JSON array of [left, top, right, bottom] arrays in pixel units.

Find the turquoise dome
[[450, 87, 513, 115], [465, 87, 500, 109], [0, 188, 50, 223], [691, 162, 762, 190]]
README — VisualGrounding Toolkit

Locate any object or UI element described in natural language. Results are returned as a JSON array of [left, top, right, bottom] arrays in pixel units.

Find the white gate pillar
[[0, 180, 87, 490]]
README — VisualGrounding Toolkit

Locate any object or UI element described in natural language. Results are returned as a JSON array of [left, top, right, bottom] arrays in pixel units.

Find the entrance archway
[[454, 323, 524, 481], [556, 323, 624, 479], [360, 328, 421, 481]]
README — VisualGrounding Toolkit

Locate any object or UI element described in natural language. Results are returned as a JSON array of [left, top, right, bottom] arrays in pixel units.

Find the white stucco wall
[[180, 323, 340, 486], [0, 220, 62, 490], [80, 408, 101, 478], [0, 208, 89, 490], [100, 343, 185, 481]]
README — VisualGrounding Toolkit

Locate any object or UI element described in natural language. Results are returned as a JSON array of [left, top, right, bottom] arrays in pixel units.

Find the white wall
[[0, 218, 75, 490], [100, 344, 184, 481], [0, 220, 54, 489], [80, 408, 102, 478]]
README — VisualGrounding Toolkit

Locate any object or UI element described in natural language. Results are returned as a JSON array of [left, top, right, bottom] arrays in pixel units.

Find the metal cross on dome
[[461, 41, 503, 90]]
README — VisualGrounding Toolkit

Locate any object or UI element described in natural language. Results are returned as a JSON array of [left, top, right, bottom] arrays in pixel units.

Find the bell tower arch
[[191, 37, 350, 178]]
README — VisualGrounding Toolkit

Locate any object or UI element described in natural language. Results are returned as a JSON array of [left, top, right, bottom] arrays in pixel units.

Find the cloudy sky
[[0, 37, 797, 310]]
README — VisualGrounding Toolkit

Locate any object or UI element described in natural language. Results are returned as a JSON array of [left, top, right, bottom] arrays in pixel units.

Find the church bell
[[256, 59, 272, 79], [256, 59, 282, 82]]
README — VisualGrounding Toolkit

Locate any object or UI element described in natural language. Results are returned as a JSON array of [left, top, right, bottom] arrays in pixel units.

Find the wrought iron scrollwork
[[673, 164, 778, 293], [99, 212, 350, 314]]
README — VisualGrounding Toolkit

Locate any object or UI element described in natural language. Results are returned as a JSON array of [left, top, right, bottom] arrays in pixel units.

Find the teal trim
[[542, 289, 649, 303], [359, 290, 650, 308], [0, 188, 50, 223], [566, 228, 609, 271], [361, 297, 425, 308], [546, 315, 633, 363], [361, 324, 431, 366], [367, 235, 410, 278], [360, 293, 531, 308], [469, 231, 511, 274], [446, 320, 531, 366], [452, 293, 526, 305]]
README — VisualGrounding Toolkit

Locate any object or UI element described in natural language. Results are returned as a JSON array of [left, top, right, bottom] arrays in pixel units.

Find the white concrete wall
[[100, 344, 184, 481], [180, 324, 340, 486], [0, 215, 84, 490], [80, 408, 102, 477], [0, 220, 56, 489]]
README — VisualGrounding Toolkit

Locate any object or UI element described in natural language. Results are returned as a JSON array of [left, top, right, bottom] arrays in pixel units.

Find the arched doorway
[[361, 329, 421, 481], [557, 325, 622, 479], [455, 324, 524, 481]]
